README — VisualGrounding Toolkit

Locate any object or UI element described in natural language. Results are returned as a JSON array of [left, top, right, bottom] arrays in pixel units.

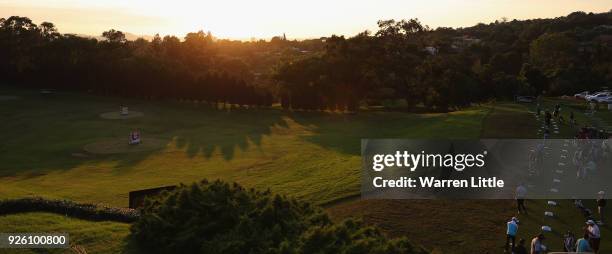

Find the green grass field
[[0, 89, 486, 206], [0, 213, 129, 254], [1, 89, 611, 253], [331, 98, 612, 253]]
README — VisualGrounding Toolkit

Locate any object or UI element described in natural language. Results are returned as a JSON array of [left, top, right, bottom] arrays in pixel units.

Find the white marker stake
[[545, 211, 554, 217], [542, 226, 552, 232], [555, 170, 564, 174], [547, 201, 557, 206], [550, 188, 559, 193], [553, 179, 561, 183]]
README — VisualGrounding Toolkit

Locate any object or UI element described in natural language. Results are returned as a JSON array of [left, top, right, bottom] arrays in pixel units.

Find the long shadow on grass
[[0, 90, 288, 177], [166, 108, 289, 161]]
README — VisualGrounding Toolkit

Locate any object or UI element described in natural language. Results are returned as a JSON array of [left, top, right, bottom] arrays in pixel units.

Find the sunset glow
[[1, 0, 611, 39]]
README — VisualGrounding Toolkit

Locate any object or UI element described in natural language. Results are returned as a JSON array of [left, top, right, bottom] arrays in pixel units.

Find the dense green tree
[[530, 32, 578, 77], [131, 180, 427, 254]]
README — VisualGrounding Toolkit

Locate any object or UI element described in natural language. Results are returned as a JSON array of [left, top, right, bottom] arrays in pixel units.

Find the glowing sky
[[1, 0, 610, 40]]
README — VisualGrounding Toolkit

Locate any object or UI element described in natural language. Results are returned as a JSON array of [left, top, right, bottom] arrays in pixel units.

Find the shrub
[[130, 179, 427, 254], [0, 197, 139, 222], [296, 219, 427, 254]]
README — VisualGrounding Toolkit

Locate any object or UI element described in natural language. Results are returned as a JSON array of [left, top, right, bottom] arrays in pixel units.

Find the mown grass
[[0, 88, 486, 207], [0, 88, 489, 253], [0, 212, 130, 254], [330, 99, 612, 253], [3, 89, 610, 253]]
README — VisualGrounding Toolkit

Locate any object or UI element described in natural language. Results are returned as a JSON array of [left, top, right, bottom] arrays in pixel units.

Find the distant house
[[451, 36, 481, 50]]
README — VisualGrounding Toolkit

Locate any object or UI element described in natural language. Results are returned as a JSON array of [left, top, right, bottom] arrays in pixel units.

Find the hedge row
[[0, 197, 140, 223]]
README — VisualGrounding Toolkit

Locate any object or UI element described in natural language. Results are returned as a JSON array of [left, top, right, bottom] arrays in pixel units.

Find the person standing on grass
[[574, 149, 583, 177], [564, 231, 576, 252], [586, 219, 601, 253], [530, 233, 545, 254], [506, 217, 519, 253], [597, 191, 606, 225], [514, 238, 528, 254], [545, 110, 552, 126], [576, 232, 592, 252], [570, 111, 576, 125], [516, 183, 527, 214]]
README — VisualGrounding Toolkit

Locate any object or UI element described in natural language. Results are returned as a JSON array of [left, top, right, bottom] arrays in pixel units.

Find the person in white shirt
[[530, 233, 545, 254]]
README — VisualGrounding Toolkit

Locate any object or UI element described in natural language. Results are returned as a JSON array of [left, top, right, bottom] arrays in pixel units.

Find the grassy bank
[[0, 212, 129, 254], [0, 88, 486, 207]]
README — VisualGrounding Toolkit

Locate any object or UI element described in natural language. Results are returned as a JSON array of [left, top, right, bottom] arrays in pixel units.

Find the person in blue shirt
[[506, 217, 519, 253], [576, 232, 592, 252]]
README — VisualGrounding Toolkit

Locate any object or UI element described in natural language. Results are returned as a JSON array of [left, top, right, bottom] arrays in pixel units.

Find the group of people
[[538, 103, 570, 131], [505, 217, 547, 254], [574, 192, 607, 225], [572, 136, 610, 180], [506, 214, 604, 253], [505, 101, 610, 253], [561, 219, 602, 253]]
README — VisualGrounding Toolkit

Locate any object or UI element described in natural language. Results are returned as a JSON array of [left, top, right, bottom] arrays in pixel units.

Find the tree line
[[0, 16, 273, 109], [274, 11, 612, 112], [1, 11, 611, 112]]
